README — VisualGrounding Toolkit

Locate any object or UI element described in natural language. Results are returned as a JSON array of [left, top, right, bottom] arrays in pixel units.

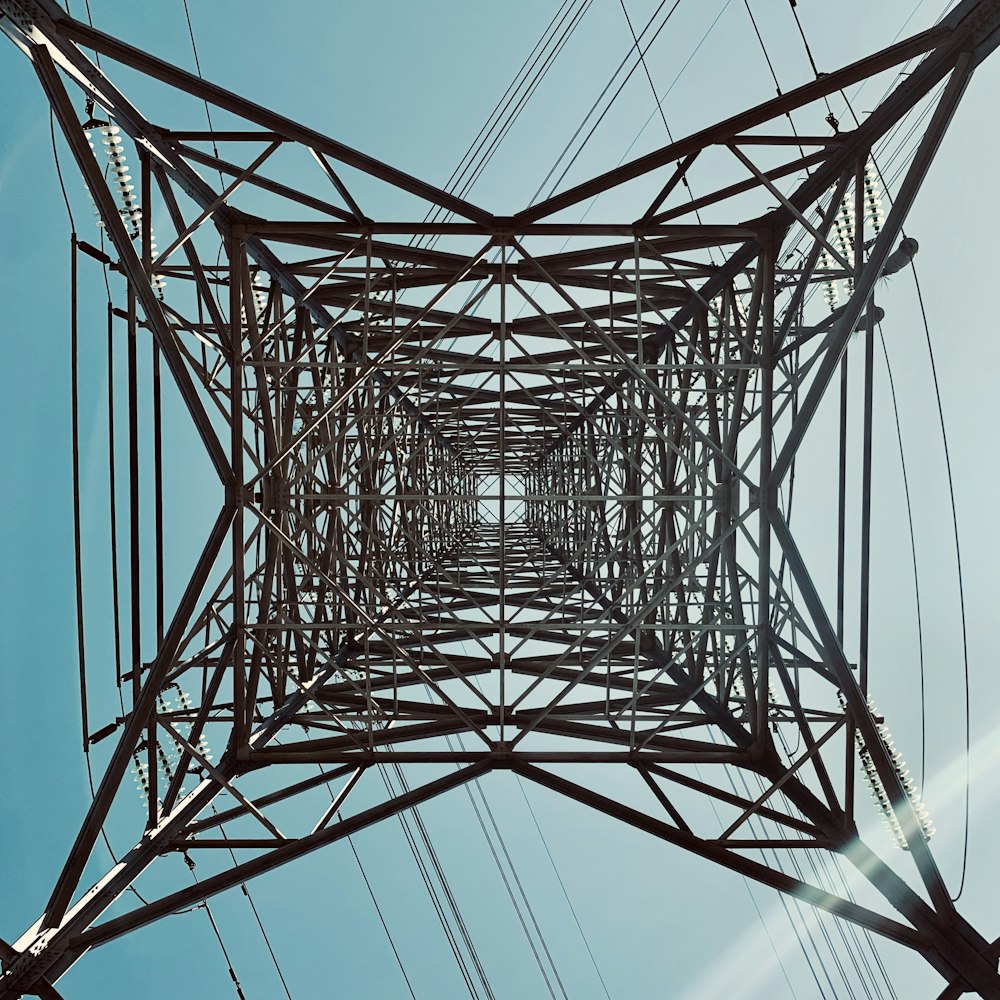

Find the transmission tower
[[2, 0, 999, 996]]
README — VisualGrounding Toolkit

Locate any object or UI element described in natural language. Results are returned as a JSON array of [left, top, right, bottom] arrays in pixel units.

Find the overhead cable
[[911, 268, 971, 900], [347, 832, 419, 1000]]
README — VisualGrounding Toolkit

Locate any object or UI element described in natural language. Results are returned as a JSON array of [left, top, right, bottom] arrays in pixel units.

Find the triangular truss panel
[[3, 0, 1000, 996]]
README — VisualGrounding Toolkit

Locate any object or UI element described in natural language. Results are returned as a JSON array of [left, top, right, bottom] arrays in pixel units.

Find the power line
[[503, 0, 734, 325], [620, 0, 676, 142], [71, 241, 87, 757], [911, 267, 971, 901], [735, 782, 840, 997], [742, 1, 807, 159], [618, 0, 719, 262], [827, 853, 900, 1000], [536, 0, 733, 230], [49, 110, 77, 230], [310, 758, 427, 998], [876, 325, 926, 792], [106, 301, 125, 710], [696, 755, 825, 997], [449, 731, 569, 1000], [346, 831, 419, 1000], [184, 856, 248, 1000], [239, 882, 296, 1000], [538, 0, 683, 200], [389, 791, 485, 998], [48, 91, 151, 907], [418, 0, 591, 245], [211, 811, 296, 1000], [744, 1, 781, 95], [514, 777, 614, 999], [52, 119, 83, 759], [784, 0, 959, 961], [742, 871, 803, 1000], [462, 657, 609, 999], [616, 0, 734, 173], [180, 0, 221, 164], [796, 0, 972, 903], [786, 1, 837, 127], [461, 772, 562, 1000], [389, 764, 498, 1000]]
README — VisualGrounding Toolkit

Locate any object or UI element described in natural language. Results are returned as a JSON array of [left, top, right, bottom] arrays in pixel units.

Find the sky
[[1, 1, 1000, 997]]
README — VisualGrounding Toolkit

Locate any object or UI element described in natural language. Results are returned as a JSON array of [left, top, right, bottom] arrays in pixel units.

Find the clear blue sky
[[1, 1, 999, 997]]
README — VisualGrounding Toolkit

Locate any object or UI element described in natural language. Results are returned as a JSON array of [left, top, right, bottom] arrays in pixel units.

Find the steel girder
[[2, 0, 1000, 995]]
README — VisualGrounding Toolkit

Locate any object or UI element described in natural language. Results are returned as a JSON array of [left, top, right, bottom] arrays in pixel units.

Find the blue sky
[[1, 1, 1000, 997]]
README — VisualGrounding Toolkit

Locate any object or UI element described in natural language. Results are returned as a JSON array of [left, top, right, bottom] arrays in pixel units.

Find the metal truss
[[2, 0, 1000, 995]]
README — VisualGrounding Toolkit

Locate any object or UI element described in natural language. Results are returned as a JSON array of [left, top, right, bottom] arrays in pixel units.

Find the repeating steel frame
[[2, 0, 1000, 996]]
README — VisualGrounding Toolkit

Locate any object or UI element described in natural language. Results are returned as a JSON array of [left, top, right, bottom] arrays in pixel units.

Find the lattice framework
[[2, 1, 1000, 996]]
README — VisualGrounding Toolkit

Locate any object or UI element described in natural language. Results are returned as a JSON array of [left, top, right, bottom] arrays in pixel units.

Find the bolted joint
[[2, 0, 41, 33], [713, 476, 738, 519], [747, 483, 778, 513], [490, 217, 515, 242], [1, 937, 62, 1000], [258, 475, 290, 513]]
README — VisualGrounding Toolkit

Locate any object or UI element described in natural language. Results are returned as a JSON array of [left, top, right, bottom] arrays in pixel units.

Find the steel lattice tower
[[2, 0, 1000, 996]]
